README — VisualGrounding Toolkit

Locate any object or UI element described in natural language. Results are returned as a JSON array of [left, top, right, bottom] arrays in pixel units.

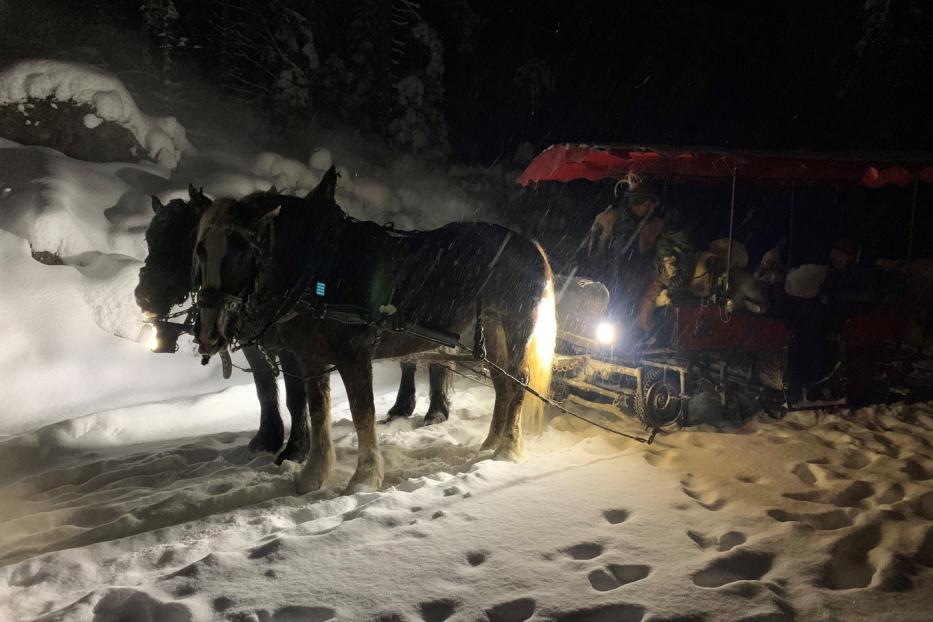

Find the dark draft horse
[[193, 168, 556, 492], [135, 188, 455, 465]]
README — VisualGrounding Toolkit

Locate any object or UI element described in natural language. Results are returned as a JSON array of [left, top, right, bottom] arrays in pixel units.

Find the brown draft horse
[[192, 168, 556, 493]]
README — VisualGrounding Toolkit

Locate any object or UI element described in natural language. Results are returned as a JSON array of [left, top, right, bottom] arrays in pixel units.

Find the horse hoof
[[381, 414, 409, 425], [345, 472, 383, 494], [479, 436, 500, 452], [296, 475, 323, 495], [344, 480, 378, 495], [493, 446, 521, 462], [275, 443, 310, 465], [387, 398, 416, 419], [423, 411, 449, 426], [248, 433, 283, 455]]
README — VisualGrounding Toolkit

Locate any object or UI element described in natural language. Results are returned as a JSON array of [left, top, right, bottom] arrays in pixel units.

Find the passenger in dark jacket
[[820, 238, 880, 330]]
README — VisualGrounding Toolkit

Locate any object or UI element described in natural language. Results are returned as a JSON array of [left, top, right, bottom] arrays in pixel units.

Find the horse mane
[[138, 197, 204, 314]]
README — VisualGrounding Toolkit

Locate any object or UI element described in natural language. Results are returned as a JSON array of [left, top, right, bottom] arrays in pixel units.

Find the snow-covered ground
[[2, 380, 932, 622], [1, 62, 931, 622]]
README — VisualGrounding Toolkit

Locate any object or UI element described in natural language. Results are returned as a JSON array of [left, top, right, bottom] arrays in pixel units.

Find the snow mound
[[0, 60, 195, 169], [0, 227, 236, 435]]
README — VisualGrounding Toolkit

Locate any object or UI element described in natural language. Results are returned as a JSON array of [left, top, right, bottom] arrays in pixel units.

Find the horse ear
[[251, 204, 282, 228], [269, 185, 279, 194], [305, 166, 338, 202], [188, 184, 210, 209], [151, 195, 163, 214]]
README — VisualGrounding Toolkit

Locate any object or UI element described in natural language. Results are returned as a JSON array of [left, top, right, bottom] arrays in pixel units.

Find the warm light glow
[[534, 284, 557, 363], [595, 321, 616, 344], [141, 323, 159, 351]]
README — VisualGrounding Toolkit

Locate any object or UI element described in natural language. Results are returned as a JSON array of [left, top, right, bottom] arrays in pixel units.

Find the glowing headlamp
[[595, 321, 616, 345], [141, 320, 187, 353]]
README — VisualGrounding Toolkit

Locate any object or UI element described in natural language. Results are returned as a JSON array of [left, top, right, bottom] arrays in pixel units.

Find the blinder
[[194, 221, 271, 348]]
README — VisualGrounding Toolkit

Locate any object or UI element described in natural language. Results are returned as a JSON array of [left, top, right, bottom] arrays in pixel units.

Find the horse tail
[[522, 242, 557, 435]]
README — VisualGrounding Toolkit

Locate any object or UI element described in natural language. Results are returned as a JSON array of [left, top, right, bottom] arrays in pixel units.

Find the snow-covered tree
[[512, 58, 555, 116], [387, 13, 449, 158], [139, 0, 180, 81], [206, 0, 319, 130]]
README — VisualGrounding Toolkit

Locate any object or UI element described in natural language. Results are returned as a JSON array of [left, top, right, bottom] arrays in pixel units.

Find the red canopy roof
[[516, 144, 933, 189]]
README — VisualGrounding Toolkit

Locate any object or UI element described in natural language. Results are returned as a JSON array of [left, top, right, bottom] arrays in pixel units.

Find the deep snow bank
[[0, 226, 235, 436], [0, 60, 195, 169]]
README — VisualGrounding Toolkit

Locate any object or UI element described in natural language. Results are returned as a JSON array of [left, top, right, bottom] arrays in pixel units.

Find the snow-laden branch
[[0, 59, 195, 169]]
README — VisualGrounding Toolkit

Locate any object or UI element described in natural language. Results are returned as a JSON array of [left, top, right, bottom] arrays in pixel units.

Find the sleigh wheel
[[640, 368, 683, 428]]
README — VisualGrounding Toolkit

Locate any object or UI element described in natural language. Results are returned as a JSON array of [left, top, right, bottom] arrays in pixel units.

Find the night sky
[[443, 1, 933, 162], [2, 1, 931, 164]]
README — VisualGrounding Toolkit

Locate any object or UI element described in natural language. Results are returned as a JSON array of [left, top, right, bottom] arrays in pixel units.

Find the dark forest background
[[1, 0, 931, 165], [2, 0, 932, 268]]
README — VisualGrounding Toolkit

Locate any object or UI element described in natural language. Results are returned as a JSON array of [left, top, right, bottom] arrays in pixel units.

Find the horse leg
[[340, 358, 384, 493], [493, 316, 538, 461], [480, 321, 509, 451], [481, 371, 513, 452], [243, 345, 284, 454], [423, 362, 452, 425], [386, 361, 417, 420], [276, 350, 311, 465], [296, 366, 334, 494]]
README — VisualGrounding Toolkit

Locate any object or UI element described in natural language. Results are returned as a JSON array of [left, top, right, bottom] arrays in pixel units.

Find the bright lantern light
[[141, 323, 159, 351], [595, 321, 616, 344]]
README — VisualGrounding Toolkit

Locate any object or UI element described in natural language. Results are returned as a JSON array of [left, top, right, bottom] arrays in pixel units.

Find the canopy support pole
[[724, 166, 737, 294], [907, 179, 919, 286], [787, 184, 796, 267]]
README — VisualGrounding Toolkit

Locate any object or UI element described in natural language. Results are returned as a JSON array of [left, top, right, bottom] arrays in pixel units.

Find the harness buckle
[[222, 294, 243, 313], [197, 288, 221, 309]]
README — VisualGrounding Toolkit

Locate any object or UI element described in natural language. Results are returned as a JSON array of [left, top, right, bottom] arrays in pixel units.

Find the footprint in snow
[[602, 508, 630, 524], [587, 564, 650, 591], [791, 463, 817, 486], [914, 491, 933, 519], [903, 458, 930, 481], [466, 550, 487, 566], [692, 549, 775, 587], [765, 508, 852, 530], [818, 522, 882, 590], [418, 598, 458, 622], [91, 588, 194, 622], [230, 606, 336, 622], [212, 596, 235, 612], [687, 530, 746, 551], [840, 449, 872, 470], [876, 483, 905, 505], [552, 602, 645, 622], [560, 542, 604, 560], [782, 480, 875, 508], [485, 597, 536, 622], [916, 527, 933, 568], [248, 536, 283, 559], [681, 478, 728, 511]]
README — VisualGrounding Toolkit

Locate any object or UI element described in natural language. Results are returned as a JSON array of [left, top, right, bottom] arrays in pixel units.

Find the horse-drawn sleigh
[[136, 145, 933, 487], [521, 144, 933, 433]]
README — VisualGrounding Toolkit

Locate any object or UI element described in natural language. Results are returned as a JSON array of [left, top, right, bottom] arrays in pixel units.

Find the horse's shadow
[[0, 421, 485, 566]]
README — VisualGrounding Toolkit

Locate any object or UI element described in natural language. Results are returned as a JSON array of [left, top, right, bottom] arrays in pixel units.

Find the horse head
[[135, 184, 211, 318], [192, 167, 341, 354]]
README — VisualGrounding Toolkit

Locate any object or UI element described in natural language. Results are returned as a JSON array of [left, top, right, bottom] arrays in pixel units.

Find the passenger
[[820, 238, 880, 329], [635, 223, 694, 342], [577, 177, 665, 322], [788, 238, 878, 396], [754, 244, 787, 316]]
